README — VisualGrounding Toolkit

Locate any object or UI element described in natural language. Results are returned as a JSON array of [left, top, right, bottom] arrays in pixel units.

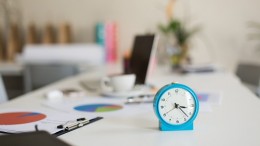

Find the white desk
[[1, 66, 260, 146]]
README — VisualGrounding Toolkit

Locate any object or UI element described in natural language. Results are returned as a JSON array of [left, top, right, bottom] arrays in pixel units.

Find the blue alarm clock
[[153, 83, 199, 131]]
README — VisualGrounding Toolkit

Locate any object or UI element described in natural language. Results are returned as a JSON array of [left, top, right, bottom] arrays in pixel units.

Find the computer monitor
[[129, 34, 159, 84]]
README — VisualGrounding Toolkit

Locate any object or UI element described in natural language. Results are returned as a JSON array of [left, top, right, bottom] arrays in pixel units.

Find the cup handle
[[100, 77, 113, 92]]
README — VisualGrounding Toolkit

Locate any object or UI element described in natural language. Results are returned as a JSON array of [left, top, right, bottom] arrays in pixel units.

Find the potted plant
[[158, 0, 200, 68], [159, 19, 200, 68]]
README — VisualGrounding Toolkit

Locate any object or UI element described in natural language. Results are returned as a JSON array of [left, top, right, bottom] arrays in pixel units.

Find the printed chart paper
[[44, 97, 153, 118], [0, 108, 90, 134]]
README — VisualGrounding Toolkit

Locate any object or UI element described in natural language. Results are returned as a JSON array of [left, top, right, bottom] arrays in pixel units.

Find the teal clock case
[[153, 83, 199, 131]]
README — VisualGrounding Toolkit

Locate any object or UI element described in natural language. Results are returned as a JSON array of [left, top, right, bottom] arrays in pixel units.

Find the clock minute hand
[[178, 107, 189, 117], [165, 107, 175, 115], [179, 106, 187, 108], [165, 103, 176, 115]]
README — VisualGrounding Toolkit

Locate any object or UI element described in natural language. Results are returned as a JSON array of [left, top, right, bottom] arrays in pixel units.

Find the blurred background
[[0, 0, 260, 99]]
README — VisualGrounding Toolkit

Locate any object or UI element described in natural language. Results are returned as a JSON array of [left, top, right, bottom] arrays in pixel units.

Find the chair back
[[236, 63, 260, 86], [24, 64, 79, 92], [0, 75, 8, 103]]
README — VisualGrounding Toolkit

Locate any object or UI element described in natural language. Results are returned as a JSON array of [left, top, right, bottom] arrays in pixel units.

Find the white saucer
[[101, 89, 144, 98]]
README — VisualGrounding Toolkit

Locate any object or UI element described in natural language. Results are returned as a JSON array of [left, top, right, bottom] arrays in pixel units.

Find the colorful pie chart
[[0, 112, 46, 125], [74, 104, 123, 112]]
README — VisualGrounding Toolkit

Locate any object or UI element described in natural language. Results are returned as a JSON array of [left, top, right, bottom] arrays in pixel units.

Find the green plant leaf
[[158, 19, 201, 45], [158, 24, 169, 34]]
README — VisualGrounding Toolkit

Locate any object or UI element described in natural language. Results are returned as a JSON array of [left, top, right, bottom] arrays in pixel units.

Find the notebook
[[129, 34, 159, 84], [80, 34, 159, 92]]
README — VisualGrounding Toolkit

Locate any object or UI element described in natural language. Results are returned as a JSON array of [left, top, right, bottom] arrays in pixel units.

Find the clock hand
[[165, 108, 175, 115], [175, 103, 187, 109], [165, 103, 176, 115], [179, 106, 187, 108], [174, 103, 179, 108], [178, 107, 189, 117]]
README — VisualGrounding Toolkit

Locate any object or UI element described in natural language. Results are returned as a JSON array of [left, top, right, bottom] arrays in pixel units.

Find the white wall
[[18, 0, 260, 71]]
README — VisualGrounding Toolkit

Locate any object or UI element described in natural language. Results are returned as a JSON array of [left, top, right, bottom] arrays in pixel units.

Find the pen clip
[[57, 118, 89, 131], [53, 117, 103, 137], [64, 120, 89, 131], [126, 94, 154, 104]]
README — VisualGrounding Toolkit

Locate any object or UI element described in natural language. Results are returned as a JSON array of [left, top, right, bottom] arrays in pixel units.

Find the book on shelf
[[95, 22, 118, 63]]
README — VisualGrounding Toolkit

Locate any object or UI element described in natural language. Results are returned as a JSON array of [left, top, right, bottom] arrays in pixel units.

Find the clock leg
[[159, 122, 194, 131]]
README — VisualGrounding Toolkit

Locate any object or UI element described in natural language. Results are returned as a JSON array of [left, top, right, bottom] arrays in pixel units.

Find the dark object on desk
[[123, 50, 131, 75], [236, 63, 260, 86], [181, 67, 215, 73], [236, 63, 260, 97], [129, 34, 159, 84], [0, 131, 70, 146], [180, 64, 215, 74]]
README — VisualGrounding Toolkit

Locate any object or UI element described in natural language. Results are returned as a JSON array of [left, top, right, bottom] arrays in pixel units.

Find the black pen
[[77, 118, 86, 121]]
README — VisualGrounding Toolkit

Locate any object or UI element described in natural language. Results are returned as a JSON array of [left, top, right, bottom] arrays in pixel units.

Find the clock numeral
[[175, 89, 178, 93], [190, 104, 194, 107], [189, 112, 192, 115], [169, 119, 171, 121], [184, 118, 187, 121], [161, 98, 165, 102], [176, 120, 179, 123], [163, 114, 166, 117], [160, 106, 164, 109], [168, 92, 171, 96]]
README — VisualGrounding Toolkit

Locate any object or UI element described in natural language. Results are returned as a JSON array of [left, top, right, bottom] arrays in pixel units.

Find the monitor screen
[[129, 34, 158, 84]]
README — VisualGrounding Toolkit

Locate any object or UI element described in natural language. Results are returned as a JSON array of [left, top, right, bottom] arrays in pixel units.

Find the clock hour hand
[[178, 107, 189, 117], [174, 103, 187, 108], [174, 103, 178, 108], [174, 103, 188, 117]]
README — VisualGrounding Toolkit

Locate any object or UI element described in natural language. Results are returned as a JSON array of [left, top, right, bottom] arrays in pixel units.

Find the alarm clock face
[[158, 87, 196, 125]]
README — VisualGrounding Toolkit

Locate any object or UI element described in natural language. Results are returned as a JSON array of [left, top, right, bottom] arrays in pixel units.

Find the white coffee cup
[[101, 74, 136, 92]]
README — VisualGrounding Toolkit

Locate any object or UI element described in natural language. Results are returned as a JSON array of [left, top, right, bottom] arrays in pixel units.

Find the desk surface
[[1, 66, 260, 146]]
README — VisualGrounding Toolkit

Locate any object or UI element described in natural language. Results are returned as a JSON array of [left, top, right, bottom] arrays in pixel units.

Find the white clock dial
[[158, 88, 195, 125]]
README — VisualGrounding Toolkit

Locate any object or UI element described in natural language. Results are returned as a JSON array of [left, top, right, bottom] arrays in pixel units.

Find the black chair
[[0, 74, 8, 103], [24, 64, 79, 92], [236, 63, 260, 97]]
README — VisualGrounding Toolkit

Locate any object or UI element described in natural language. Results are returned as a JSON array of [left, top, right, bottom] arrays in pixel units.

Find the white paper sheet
[[44, 96, 154, 118], [197, 91, 222, 105]]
